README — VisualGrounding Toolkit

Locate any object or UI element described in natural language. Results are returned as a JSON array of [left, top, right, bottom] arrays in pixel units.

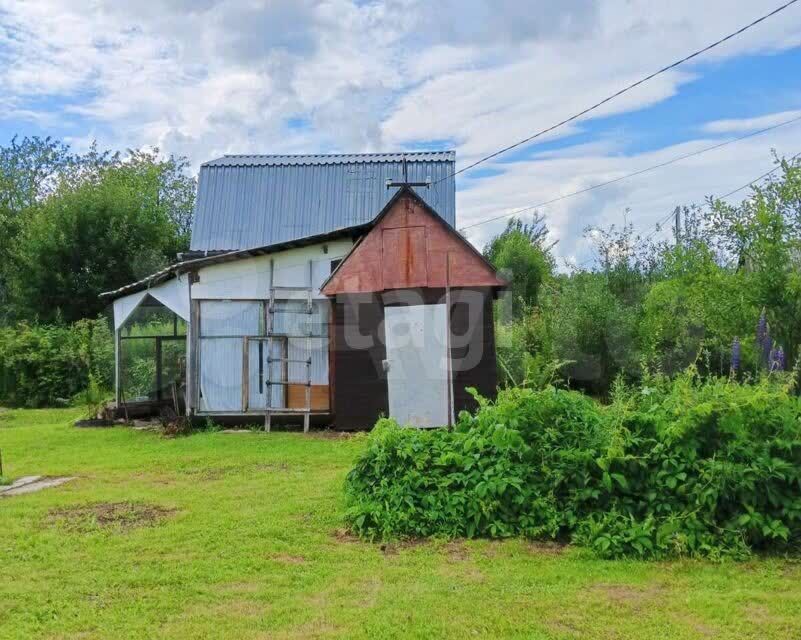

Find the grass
[[1, 409, 800, 639]]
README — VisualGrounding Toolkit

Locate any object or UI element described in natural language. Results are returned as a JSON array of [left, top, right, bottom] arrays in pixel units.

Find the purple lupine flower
[[731, 336, 741, 374], [763, 328, 773, 368], [756, 308, 768, 346], [776, 346, 786, 371]]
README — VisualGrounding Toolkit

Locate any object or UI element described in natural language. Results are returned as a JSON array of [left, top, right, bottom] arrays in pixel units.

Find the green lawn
[[1, 409, 799, 639]]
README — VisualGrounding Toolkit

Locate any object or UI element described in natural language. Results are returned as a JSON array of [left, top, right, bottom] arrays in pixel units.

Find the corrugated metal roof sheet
[[190, 151, 455, 251]]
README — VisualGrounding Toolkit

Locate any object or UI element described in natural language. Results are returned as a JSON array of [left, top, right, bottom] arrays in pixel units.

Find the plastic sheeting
[[112, 276, 190, 331], [196, 298, 331, 413], [272, 300, 328, 337], [198, 301, 260, 412], [287, 338, 328, 384], [113, 290, 147, 331], [247, 339, 285, 410], [148, 276, 190, 323]]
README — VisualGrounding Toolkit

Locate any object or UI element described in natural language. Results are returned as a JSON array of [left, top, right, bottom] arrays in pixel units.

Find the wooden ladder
[[264, 261, 314, 433]]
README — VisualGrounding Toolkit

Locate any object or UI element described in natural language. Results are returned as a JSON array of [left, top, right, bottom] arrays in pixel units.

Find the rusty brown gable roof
[[319, 185, 508, 295]]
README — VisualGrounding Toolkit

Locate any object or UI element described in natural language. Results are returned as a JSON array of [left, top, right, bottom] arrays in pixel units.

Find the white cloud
[[0, 0, 800, 268], [702, 109, 801, 133], [458, 119, 801, 266]]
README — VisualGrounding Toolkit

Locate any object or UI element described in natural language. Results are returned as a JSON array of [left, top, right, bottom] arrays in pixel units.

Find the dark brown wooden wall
[[332, 294, 388, 430], [451, 290, 498, 415], [331, 288, 497, 430]]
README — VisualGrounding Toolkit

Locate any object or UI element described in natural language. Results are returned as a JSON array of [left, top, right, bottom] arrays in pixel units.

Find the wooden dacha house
[[101, 152, 506, 429]]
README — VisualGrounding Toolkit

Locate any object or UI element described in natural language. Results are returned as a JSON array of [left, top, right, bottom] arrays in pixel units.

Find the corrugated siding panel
[[190, 154, 456, 251]]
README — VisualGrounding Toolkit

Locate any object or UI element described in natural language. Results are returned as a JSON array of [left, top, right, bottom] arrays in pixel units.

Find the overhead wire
[[570, 152, 800, 269], [717, 152, 801, 199], [436, 0, 800, 185], [460, 114, 801, 233]]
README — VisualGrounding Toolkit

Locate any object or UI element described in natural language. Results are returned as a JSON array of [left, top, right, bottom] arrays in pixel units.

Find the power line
[[461, 113, 801, 232], [438, 0, 800, 185], [718, 152, 801, 199], [572, 153, 799, 269], [643, 209, 681, 241]]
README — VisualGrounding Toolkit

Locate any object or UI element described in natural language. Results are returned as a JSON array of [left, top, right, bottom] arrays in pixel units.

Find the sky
[[1, 0, 801, 266]]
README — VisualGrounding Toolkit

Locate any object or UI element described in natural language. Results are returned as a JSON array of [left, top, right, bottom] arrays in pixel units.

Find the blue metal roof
[[190, 151, 456, 251]]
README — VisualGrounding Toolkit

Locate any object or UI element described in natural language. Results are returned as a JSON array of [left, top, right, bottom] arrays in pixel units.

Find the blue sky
[[1, 0, 801, 265]]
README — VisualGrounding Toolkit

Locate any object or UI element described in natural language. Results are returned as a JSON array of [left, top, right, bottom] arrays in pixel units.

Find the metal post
[[265, 259, 274, 431], [242, 336, 249, 412], [445, 252, 455, 428], [155, 337, 163, 402], [114, 327, 121, 407], [305, 260, 312, 433]]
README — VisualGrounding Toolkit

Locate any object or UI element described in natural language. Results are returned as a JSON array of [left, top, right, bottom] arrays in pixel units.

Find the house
[[101, 152, 506, 430]]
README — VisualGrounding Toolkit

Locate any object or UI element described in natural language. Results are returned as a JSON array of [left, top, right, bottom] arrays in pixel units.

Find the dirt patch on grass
[[528, 540, 568, 556], [380, 538, 429, 556], [441, 540, 470, 561], [268, 553, 308, 565], [746, 603, 783, 626], [477, 538, 568, 559], [48, 501, 176, 532], [306, 430, 359, 440], [586, 583, 666, 610], [179, 462, 289, 481], [546, 618, 585, 638], [331, 527, 362, 544], [215, 581, 263, 596], [781, 561, 801, 579]]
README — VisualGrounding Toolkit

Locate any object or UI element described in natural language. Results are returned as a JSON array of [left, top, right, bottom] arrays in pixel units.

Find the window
[[330, 258, 342, 273]]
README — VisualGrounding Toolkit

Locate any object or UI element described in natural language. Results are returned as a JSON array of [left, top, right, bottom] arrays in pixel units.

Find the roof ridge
[[220, 150, 454, 157], [202, 150, 455, 167]]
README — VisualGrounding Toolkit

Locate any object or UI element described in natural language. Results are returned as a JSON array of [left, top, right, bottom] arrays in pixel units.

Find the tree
[[0, 137, 76, 316], [707, 157, 801, 365], [484, 215, 554, 315], [7, 157, 192, 323]]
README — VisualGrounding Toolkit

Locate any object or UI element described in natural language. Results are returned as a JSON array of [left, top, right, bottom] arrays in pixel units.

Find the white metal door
[[384, 304, 449, 427]]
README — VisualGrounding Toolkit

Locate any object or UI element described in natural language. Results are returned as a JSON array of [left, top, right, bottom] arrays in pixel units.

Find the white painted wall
[[113, 238, 352, 414], [190, 239, 354, 300]]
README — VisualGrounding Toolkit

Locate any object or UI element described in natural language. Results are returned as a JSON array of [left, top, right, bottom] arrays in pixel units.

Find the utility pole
[[674, 206, 682, 246]]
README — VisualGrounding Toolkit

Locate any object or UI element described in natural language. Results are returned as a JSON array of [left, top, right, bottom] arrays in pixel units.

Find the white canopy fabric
[[112, 275, 190, 331], [112, 290, 148, 331], [148, 276, 190, 323]]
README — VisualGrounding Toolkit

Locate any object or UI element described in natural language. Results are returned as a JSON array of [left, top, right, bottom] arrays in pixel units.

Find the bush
[[0, 318, 113, 407], [344, 374, 801, 559]]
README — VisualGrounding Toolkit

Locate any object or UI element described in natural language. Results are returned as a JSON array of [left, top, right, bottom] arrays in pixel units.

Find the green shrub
[[0, 319, 113, 407], [344, 375, 801, 559]]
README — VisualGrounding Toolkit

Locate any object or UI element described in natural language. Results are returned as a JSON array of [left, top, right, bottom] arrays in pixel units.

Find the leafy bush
[[345, 374, 801, 559], [0, 318, 113, 407]]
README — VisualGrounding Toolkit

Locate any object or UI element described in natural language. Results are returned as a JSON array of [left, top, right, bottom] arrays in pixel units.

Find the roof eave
[[99, 224, 370, 301]]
